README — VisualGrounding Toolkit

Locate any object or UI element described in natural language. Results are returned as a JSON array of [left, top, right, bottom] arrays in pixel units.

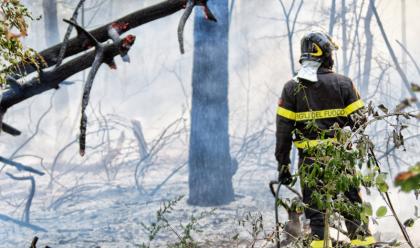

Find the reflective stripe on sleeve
[[276, 99, 364, 121], [277, 107, 296, 120], [344, 99, 364, 115]]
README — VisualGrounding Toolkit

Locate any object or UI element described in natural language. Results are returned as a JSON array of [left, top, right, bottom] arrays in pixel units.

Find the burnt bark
[[188, 0, 234, 206], [2, 0, 187, 110], [14, 0, 185, 76], [1, 39, 133, 110]]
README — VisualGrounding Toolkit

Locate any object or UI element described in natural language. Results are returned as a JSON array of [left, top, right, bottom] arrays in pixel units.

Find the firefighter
[[275, 31, 375, 247]]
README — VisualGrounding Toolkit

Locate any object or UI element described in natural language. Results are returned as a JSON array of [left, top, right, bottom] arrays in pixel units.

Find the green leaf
[[376, 206, 387, 217], [404, 218, 415, 228], [376, 174, 389, 192], [362, 202, 373, 216]]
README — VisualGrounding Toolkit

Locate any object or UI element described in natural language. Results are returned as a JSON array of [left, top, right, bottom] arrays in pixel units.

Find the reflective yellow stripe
[[277, 107, 296, 120], [311, 240, 332, 248], [295, 109, 347, 121], [276, 100, 364, 121], [344, 99, 364, 115], [294, 138, 337, 149], [351, 236, 376, 246]]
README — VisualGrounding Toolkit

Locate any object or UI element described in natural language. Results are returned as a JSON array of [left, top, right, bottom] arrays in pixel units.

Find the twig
[[5, 173, 36, 223], [55, 0, 87, 68], [395, 40, 420, 76], [369, 147, 415, 248], [30, 236, 38, 248], [63, 19, 104, 156], [177, 0, 217, 54], [177, 0, 194, 54]]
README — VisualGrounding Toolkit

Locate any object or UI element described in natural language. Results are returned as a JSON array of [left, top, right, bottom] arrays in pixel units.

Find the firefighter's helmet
[[299, 31, 339, 65]]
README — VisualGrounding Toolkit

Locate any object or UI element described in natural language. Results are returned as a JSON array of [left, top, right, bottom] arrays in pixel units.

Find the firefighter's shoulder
[[323, 71, 354, 91], [331, 71, 353, 85], [282, 79, 297, 95]]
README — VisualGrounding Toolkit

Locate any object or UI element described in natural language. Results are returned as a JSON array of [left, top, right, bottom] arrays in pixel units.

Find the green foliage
[[0, 0, 41, 85], [140, 196, 183, 245], [403, 218, 415, 228], [139, 196, 215, 248], [238, 212, 265, 242], [376, 206, 387, 217], [375, 173, 389, 193]]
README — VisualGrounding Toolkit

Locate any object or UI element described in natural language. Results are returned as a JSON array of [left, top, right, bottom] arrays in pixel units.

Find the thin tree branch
[[370, 0, 420, 109]]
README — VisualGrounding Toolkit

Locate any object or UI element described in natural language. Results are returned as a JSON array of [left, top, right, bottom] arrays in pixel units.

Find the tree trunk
[[341, 0, 349, 76], [328, 0, 336, 36], [400, 0, 407, 99], [188, 0, 234, 206], [361, 0, 373, 95], [42, 0, 60, 46]]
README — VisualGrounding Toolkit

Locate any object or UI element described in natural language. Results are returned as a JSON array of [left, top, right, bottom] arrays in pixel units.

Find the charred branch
[[0, 36, 136, 110], [177, 0, 217, 54], [1, 122, 21, 136], [63, 19, 105, 156], [55, 0, 87, 68], [11, 0, 186, 76]]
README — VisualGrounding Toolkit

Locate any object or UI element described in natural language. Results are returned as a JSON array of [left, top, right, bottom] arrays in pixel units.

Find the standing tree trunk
[[341, 0, 349, 76], [400, 0, 407, 98], [328, 0, 336, 36], [43, 0, 60, 46], [361, 0, 373, 95], [188, 0, 234, 206]]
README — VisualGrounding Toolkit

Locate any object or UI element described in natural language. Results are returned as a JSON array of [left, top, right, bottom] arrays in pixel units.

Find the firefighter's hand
[[278, 165, 292, 185]]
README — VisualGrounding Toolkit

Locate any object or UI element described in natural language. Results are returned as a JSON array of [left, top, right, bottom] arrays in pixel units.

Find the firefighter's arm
[[343, 80, 366, 129], [275, 82, 296, 183]]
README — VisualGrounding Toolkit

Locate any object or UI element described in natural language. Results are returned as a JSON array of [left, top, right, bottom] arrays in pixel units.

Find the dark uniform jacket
[[275, 67, 364, 168]]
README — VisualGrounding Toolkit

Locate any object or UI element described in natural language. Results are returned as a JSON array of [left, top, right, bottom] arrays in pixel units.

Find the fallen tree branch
[[11, 0, 186, 75], [0, 35, 136, 110], [63, 19, 110, 156]]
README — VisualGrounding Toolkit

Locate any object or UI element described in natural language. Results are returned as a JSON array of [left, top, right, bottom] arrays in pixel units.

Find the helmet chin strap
[[294, 60, 322, 82]]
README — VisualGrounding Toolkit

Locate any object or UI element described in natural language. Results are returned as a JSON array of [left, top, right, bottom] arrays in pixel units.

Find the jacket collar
[[317, 67, 334, 74]]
